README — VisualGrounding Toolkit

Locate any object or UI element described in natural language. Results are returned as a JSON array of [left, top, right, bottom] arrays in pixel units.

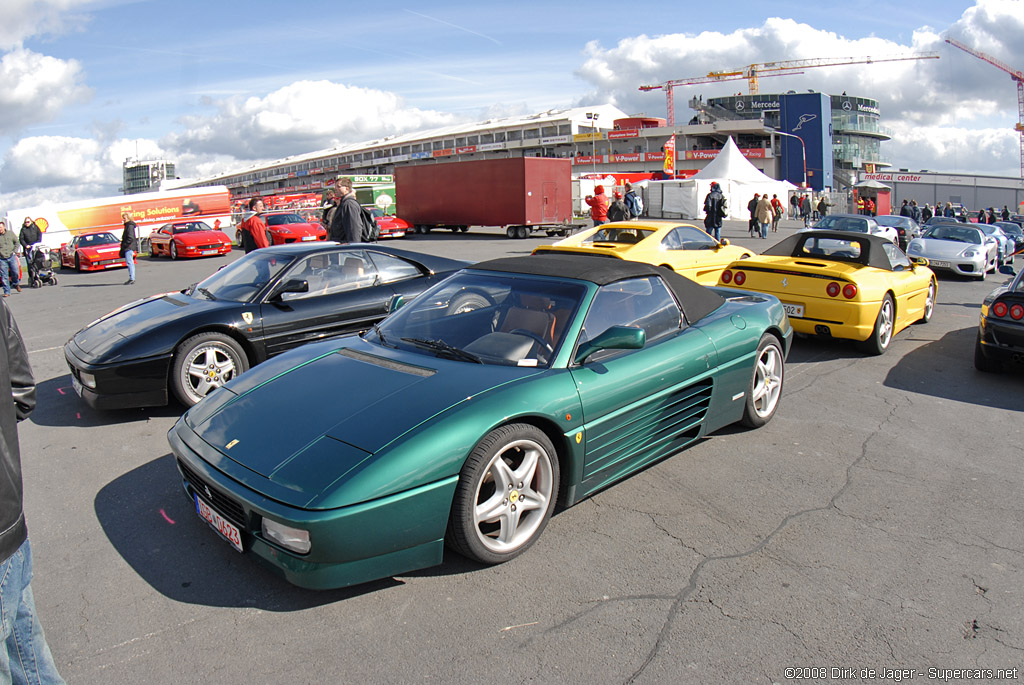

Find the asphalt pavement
[[4, 218, 1022, 684]]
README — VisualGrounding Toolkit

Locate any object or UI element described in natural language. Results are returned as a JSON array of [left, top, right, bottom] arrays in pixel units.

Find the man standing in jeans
[[0, 222, 21, 298], [120, 212, 138, 285], [0, 300, 64, 683]]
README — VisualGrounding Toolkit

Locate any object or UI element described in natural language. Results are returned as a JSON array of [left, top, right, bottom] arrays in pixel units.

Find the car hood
[[271, 222, 320, 233], [71, 291, 222, 357], [911, 239, 983, 258], [185, 338, 538, 492]]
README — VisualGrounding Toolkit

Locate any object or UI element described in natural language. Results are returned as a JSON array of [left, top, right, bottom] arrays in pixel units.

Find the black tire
[[974, 333, 1000, 373], [516, 226, 529, 239], [919, 279, 936, 323], [447, 291, 491, 315], [459, 226, 469, 233], [74, 252, 81, 271], [446, 423, 559, 565], [49, 274, 58, 286], [506, 226, 516, 239], [740, 334, 784, 428], [170, 242, 178, 260], [171, 332, 249, 407], [858, 294, 895, 356]]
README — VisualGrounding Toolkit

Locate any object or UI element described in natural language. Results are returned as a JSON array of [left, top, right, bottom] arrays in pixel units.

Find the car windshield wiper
[[369, 323, 394, 348], [400, 337, 483, 364], [197, 287, 218, 301]]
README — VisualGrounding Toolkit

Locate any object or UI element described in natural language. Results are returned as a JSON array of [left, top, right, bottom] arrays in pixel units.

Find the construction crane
[[944, 37, 1024, 180], [639, 53, 939, 126]]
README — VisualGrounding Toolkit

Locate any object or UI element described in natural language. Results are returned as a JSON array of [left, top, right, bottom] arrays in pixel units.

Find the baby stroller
[[27, 244, 58, 287]]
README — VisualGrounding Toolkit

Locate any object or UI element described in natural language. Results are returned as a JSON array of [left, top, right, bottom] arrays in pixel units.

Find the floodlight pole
[[771, 129, 807, 188]]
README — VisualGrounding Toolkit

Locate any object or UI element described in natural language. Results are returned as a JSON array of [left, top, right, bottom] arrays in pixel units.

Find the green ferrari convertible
[[168, 254, 793, 589]]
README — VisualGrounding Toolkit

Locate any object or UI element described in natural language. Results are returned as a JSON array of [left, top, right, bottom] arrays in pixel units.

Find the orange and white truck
[[6, 186, 233, 250]]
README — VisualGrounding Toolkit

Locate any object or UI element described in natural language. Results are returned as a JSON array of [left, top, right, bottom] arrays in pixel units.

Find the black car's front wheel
[[171, 332, 249, 406], [741, 333, 784, 428], [447, 424, 559, 565]]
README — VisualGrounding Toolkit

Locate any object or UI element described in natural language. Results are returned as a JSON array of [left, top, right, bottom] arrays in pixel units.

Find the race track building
[[178, 93, 915, 201]]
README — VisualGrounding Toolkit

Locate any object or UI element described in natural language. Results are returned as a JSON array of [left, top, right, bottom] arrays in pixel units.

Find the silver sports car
[[906, 224, 998, 280]]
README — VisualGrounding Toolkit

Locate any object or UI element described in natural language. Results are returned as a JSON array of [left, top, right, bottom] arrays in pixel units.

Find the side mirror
[[998, 264, 1016, 276], [387, 294, 405, 313], [911, 257, 929, 267], [270, 278, 308, 300], [719, 238, 730, 247], [574, 325, 646, 364]]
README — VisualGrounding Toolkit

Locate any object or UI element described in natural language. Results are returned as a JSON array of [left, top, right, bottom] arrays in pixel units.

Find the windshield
[[924, 225, 982, 244], [371, 271, 587, 367], [813, 216, 869, 233], [172, 221, 213, 234], [582, 227, 655, 245], [191, 252, 294, 302], [78, 233, 118, 246], [266, 213, 305, 226], [796, 236, 863, 261], [875, 216, 908, 228]]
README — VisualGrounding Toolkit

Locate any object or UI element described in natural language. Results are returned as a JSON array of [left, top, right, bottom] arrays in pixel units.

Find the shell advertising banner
[[8, 186, 231, 249]]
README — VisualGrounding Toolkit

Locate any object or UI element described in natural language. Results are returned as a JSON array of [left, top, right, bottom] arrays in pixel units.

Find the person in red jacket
[[585, 185, 609, 226], [238, 199, 270, 253]]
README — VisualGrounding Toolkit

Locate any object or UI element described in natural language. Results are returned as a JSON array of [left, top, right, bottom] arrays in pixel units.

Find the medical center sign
[[863, 173, 924, 183]]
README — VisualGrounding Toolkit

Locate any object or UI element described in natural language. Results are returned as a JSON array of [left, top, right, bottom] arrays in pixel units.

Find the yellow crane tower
[[639, 53, 939, 126]]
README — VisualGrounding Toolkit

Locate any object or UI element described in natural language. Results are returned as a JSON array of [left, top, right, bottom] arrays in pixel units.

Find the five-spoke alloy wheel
[[171, 332, 249, 407], [447, 424, 559, 565]]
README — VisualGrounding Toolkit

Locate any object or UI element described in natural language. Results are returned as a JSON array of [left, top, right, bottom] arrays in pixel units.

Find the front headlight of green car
[[262, 518, 311, 554]]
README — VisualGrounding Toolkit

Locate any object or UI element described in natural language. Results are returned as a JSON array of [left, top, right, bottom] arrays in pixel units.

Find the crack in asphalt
[[616, 397, 903, 684]]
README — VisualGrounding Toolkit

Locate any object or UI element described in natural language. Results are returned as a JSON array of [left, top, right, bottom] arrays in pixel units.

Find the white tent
[[646, 137, 798, 222]]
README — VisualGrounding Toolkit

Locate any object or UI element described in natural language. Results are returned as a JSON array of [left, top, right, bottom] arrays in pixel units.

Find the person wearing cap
[[607, 191, 629, 223], [584, 185, 609, 227]]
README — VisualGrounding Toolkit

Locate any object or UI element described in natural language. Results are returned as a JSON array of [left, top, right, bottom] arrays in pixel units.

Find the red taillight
[[842, 284, 858, 299], [734, 271, 746, 286], [1011, 304, 1024, 320], [993, 301, 1008, 318], [826, 282, 841, 297], [721, 270, 732, 284]]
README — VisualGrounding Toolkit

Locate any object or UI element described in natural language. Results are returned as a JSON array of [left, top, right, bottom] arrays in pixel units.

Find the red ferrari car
[[148, 221, 232, 259], [265, 211, 328, 245], [60, 231, 126, 271], [371, 209, 410, 239]]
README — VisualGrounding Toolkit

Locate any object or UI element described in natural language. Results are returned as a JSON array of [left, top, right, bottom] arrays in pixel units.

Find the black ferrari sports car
[[64, 243, 468, 409]]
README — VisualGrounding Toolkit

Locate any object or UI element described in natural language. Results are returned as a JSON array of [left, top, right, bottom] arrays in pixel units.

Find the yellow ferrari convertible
[[533, 221, 753, 285], [717, 230, 936, 355]]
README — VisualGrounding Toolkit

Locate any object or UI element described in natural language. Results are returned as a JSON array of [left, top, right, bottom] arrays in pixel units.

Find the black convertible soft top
[[760, 230, 897, 270], [471, 253, 726, 322]]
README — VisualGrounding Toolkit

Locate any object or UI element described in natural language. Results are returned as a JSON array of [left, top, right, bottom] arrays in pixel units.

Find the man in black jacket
[[0, 301, 63, 683], [17, 218, 43, 286], [328, 177, 363, 243]]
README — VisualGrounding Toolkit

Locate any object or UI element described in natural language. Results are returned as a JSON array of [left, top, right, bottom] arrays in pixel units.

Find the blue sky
[[1, 0, 1020, 208]]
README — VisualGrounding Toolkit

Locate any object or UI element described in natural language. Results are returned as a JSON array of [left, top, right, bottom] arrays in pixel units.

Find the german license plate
[[928, 260, 951, 268], [201, 250, 217, 256], [301, 235, 316, 241], [782, 303, 805, 318], [195, 495, 243, 552]]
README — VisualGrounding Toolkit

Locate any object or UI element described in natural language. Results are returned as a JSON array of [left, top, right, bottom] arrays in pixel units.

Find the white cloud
[[0, 135, 106, 192], [0, 0, 92, 51], [0, 48, 91, 133], [572, 2, 1024, 176], [163, 80, 463, 160]]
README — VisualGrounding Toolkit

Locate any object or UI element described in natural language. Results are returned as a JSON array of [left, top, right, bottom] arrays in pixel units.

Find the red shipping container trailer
[[395, 158, 575, 238]]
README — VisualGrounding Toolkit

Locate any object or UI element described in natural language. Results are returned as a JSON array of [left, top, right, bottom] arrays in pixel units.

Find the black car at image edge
[[975, 265, 1024, 372]]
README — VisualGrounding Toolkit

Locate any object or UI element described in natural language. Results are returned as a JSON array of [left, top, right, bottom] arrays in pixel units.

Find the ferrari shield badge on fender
[[241, 312, 253, 325]]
